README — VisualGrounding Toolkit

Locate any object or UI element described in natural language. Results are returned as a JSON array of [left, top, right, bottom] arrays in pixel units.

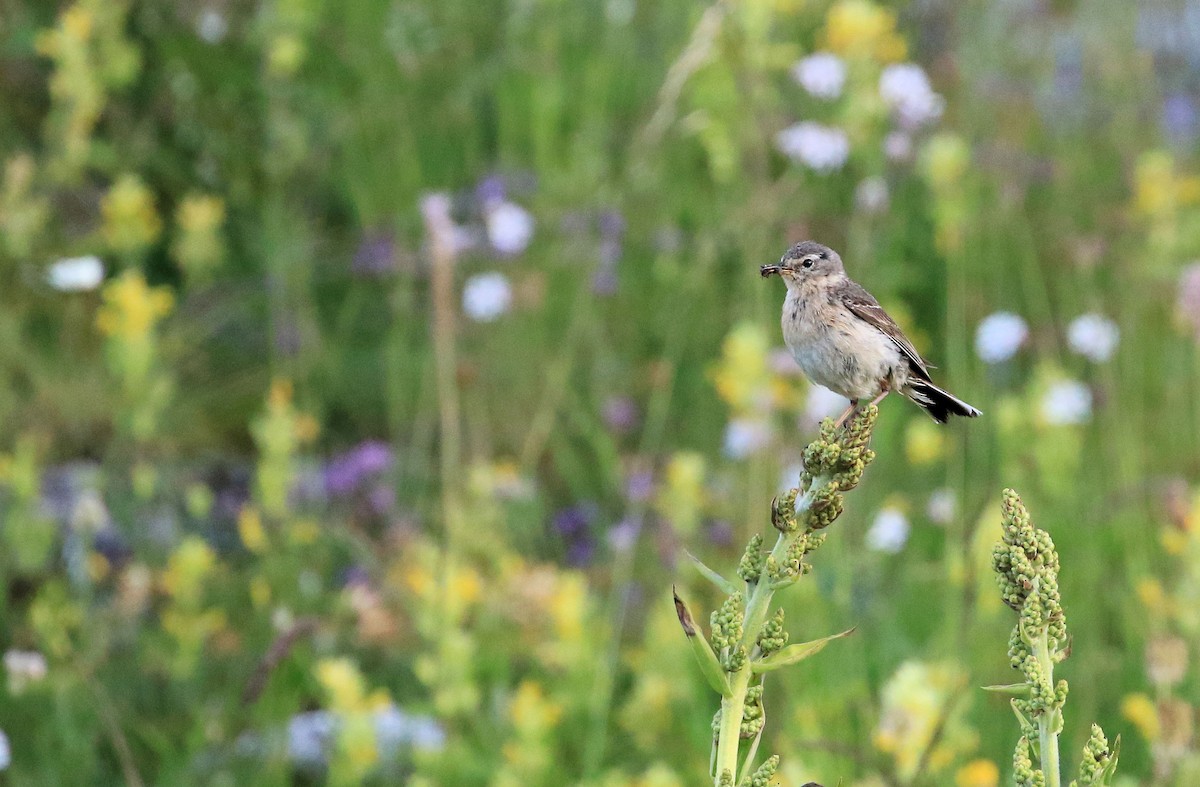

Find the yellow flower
[[173, 194, 226, 276], [823, 0, 907, 62], [711, 322, 771, 412], [268, 33, 306, 76], [1161, 527, 1188, 556], [510, 680, 562, 733], [550, 572, 587, 644], [921, 134, 971, 191], [1133, 150, 1175, 217], [289, 518, 320, 546], [635, 763, 685, 787], [101, 174, 162, 252], [161, 537, 216, 607], [955, 758, 999, 787], [450, 565, 483, 609], [905, 418, 945, 465], [339, 714, 379, 773], [316, 657, 368, 714], [95, 270, 174, 342], [656, 451, 706, 535], [177, 194, 224, 234], [1121, 692, 1159, 741], [249, 577, 271, 608], [237, 506, 268, 553], [874, 661, 967, 781], [1135, 577, 1170, 617]]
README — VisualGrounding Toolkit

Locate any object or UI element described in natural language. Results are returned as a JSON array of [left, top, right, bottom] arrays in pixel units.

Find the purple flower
[[598, 210, 626, 240], [553, 504, 598, 537], [93, 529, 132, 567], [624, 469, 655, 502], [340, 565, 371, 587], [602, 396, 639, 434], [607, 517, 642, 552], [352, 232, 397, 276], [475, 174, 506, 207], [1163, 93, 1200, 147], [325, 441, 395, 496], [591, 266, 619, 296], [566, 539, 596, 567], [707, 520, 734, 548]]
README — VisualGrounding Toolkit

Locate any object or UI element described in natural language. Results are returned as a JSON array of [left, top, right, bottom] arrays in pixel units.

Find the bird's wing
[[840, 281, 933, 381]]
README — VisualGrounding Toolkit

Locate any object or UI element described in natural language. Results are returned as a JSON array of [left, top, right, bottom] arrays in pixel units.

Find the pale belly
[[782, 292, 905, 401]]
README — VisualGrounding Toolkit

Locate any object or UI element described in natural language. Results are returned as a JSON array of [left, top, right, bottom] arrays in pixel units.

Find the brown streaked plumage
[[761, 240, 981, 425]]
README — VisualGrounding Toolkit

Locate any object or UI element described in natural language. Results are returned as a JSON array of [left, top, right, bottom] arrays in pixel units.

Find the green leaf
[[673, 588, 732, 696], [684, 549, 739, 595], [751, 627, 855, 673], [982, 683, 1032, 695]]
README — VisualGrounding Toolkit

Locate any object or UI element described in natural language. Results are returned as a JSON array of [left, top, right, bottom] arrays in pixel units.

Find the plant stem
[[711, 472, 832, 785], [715, 669, 750, 785], [1034, 630, 1061, 787]]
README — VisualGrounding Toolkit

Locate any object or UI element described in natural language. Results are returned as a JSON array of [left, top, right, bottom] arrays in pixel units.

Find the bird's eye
[[801, 258, 814, 269]]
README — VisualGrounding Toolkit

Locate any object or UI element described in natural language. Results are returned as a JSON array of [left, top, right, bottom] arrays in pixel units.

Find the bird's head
[[760, 241, 844, 286]]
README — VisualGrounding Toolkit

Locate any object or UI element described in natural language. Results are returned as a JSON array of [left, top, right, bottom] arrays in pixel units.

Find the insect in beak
[[760, 264, 782, 278]]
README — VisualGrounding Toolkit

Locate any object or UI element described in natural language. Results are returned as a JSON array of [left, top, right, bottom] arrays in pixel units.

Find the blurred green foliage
[[0, 0, 1199, 784]]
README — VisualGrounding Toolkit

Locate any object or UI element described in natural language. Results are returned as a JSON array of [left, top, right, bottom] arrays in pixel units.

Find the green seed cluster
[[1013, 736, 1045, 787], [993, 489, 1066, 647], [992, 489, 1069, 730], [739, 684, 764, 738], [771, 489, 799, 534], [711, 593, 747, 673], [795, 407, 878, 534], [740, 754, 779, 787], [737, 534, 765, 583], [1077, 724, 1116, 785], [756, 609, 788, 657], [718, 769, 735, 787]]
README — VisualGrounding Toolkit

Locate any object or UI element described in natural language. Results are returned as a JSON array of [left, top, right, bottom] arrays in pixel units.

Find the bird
[[761, 240, 981, 426]]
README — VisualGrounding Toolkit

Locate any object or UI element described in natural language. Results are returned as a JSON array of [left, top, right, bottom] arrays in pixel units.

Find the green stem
[[711, 472, 832, 785], [715, 669, 750, 785], [1034, 630, 1061, 787]]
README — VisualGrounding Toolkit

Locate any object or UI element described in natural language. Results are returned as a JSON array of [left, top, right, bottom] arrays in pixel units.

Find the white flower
[[776, 122, 850, 173], [485, 201, 534, 256], [287, 711, 334, 766], [1041, 380, 1092, 425], [884, 131, 913, 162], [462, 272, 512, 322], [974, 311, 1028, 363], [0, 729, 8, 770], [1067, 313, 1119, 362], [46, 255, 104, 292], [879, 63, 945, 128], [804, 384, 850, 424], [374, 705, 446, 756], [196, 8, 228, 44], [855, 176, 889, 214], [779, 462, 804, 493], [4, 650, 47, 694], [790, 52, 846, 99], [867, 507, 910, 553], [723, 418, 772, 459], [926, 488, 957, 525]]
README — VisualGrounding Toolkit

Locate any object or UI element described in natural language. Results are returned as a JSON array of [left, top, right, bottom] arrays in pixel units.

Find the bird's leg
[[865, 379, 891, 409], [833, 400, 859, 429]]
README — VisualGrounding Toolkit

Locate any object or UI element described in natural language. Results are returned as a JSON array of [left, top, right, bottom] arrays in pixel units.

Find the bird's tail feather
[[906, 380, 982, 424]]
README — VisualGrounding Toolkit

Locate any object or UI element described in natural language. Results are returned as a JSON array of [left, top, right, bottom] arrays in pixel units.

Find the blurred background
[[1, 0, 1199, 784]]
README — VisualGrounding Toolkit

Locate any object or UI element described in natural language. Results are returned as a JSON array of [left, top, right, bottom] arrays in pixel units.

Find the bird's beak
[[760, 264, 782, 278]]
